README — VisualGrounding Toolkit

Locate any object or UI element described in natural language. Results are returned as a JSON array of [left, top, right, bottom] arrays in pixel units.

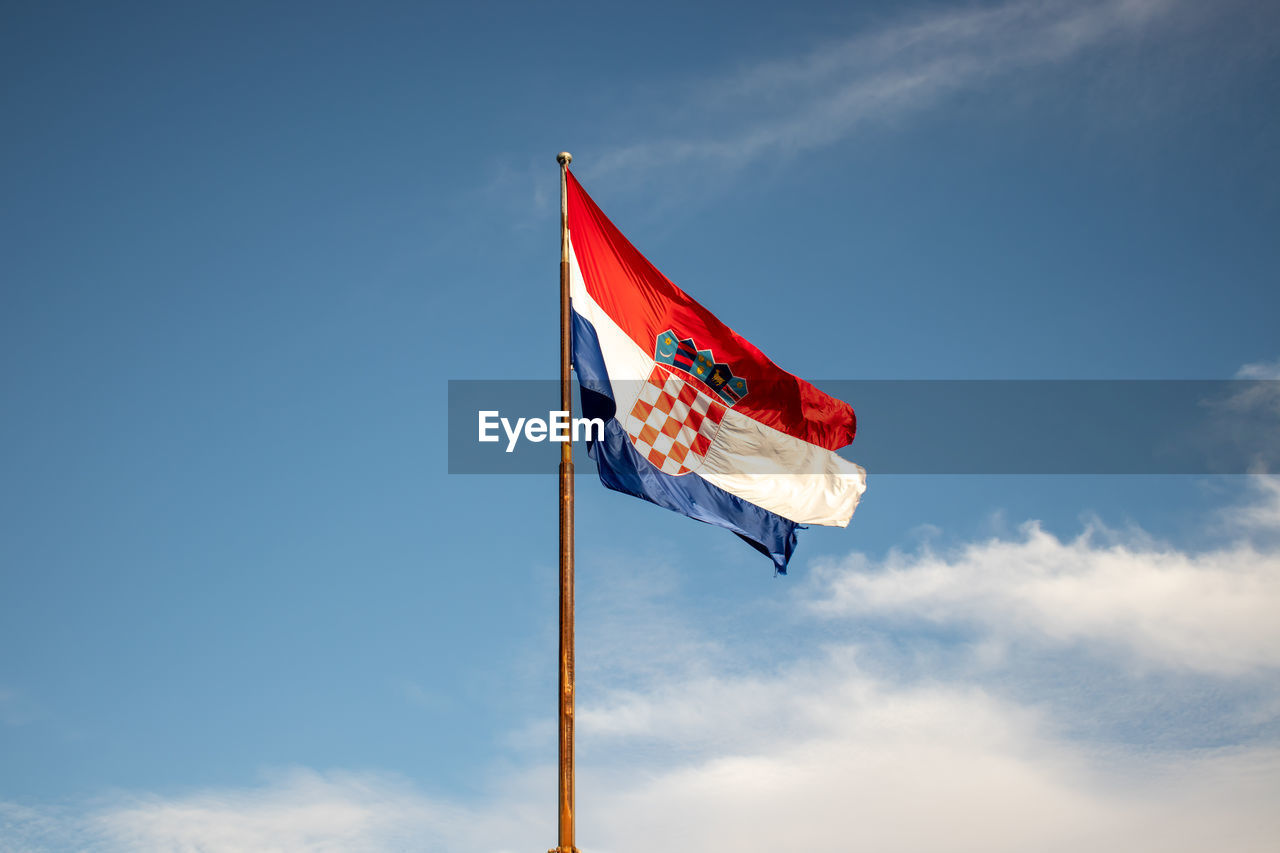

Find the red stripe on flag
[[567, 171, 855, 451]]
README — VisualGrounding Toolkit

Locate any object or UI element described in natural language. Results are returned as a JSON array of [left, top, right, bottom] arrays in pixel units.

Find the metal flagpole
[[553, 150, 578, 853]]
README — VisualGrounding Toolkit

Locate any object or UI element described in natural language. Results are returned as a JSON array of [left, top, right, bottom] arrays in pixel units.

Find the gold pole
[[553, 150, 578, 853]]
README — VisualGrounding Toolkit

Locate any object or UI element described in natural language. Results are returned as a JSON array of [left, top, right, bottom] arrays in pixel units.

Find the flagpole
[[554, 150, 578, 853]]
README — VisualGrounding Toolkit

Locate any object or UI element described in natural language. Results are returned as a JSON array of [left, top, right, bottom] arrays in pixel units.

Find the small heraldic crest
[[620, 330, 751, 476]]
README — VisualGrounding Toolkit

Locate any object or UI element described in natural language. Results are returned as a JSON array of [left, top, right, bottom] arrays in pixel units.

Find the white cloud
[[6, 475, 1280, 851], [1236, 359, 1280, 381], [1226, 474, 1280, 534], [1227, 359, 1280, 427], [87, 770, 467, 853], [810, 478, 1280, 676], [592, 0, 1184, 177], [1191, 359, 1280, 473], [7, 672, 1278, 852], [0, 687, 38, 727], [575, 676, 1280, 853], [0, 769, 531, 852]]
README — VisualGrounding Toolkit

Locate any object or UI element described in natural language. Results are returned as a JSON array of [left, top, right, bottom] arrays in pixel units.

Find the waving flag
[[567, 171, 866, 572]]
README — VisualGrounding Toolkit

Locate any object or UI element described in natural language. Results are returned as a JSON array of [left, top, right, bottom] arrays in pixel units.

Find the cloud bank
[[4, 476, 1280, 851], [811, 515, 1280, 677]]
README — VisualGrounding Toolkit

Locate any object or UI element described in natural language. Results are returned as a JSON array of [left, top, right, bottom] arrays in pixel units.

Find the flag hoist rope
[[554, 150, 579, 853]]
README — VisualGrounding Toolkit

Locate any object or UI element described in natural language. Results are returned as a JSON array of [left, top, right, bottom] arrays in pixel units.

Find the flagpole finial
[[557, 151, 573, 167]]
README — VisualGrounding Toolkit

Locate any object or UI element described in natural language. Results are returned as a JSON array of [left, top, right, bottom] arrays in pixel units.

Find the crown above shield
[[653, 330, 749, 405]]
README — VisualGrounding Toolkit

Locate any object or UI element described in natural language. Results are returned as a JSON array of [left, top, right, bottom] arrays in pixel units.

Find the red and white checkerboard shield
[[621, 364, 727, 476]]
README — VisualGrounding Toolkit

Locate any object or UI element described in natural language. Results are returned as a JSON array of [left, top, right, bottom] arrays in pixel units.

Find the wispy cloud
[[1237, 359, 1280, 381], [1231, 359, 1280, 424], [0, 770, 472, 852], [91, 770, 477, 853], [590, 0, 1183, 179], [0, 686, 38, 727], [1199, 359, 1280, 472]]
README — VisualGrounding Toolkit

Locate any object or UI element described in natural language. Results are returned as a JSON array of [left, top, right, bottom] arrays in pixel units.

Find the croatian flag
[[567, 171, 866, 572]]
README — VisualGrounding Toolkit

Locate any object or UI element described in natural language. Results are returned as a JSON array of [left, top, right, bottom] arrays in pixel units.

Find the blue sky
[[2, 0, 1279, 849]]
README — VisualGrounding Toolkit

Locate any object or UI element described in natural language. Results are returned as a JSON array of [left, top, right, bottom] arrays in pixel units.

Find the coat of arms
[[620, 330, 750, 476]]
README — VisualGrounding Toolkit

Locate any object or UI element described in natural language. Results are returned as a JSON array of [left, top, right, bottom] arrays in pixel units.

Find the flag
[[566, 171, 866, 572]]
